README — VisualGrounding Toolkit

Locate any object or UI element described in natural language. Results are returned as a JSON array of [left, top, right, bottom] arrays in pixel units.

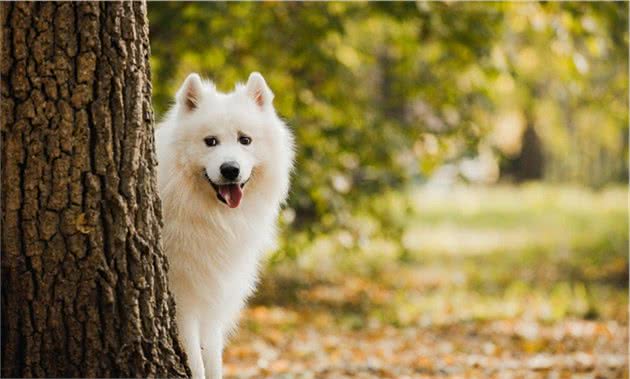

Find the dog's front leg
[[201, 324, 223, 379], [178, 312, 206, 379]]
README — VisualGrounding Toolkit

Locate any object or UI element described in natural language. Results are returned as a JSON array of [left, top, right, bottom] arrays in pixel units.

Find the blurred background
[[149, 3, 628, 378]]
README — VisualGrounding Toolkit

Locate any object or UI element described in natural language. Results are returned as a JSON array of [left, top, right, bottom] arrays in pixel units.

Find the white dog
[[155, 72, 294, 379]]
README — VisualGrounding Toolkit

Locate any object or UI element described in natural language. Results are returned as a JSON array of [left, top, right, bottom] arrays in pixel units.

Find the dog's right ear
[[176, 73, 204, 112]]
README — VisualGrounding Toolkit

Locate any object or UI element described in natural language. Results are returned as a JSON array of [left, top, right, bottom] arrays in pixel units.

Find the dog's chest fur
[[161, 187, 274, 327]]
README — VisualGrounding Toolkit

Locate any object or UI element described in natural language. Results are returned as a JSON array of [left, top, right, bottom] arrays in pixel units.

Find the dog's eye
[[238, 136, 252, 146], [204, 137, 218, 147]]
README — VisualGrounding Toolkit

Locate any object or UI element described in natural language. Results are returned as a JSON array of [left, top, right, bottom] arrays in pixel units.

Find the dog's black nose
[[220, 162, 240, 181]]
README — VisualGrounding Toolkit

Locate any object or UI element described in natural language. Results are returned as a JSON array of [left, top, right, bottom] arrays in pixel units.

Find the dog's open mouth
[[204, 172, 248, 208]]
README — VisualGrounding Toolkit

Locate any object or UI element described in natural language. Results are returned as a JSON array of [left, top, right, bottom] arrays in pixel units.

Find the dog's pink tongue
[[219, 184, 243, 208]]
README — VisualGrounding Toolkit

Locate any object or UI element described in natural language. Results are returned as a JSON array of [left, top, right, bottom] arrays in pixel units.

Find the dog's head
[[168, 72, 292, 209]]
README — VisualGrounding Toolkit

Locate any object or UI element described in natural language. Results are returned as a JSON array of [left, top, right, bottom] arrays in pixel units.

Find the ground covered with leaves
[[224, 185, 628, 378]]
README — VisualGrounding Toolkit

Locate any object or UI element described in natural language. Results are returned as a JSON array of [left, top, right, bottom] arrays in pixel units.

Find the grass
[[262, 183, 627, 325]]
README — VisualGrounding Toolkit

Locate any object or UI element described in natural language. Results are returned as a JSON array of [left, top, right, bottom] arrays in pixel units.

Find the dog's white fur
[[155, 72, 294, 379]]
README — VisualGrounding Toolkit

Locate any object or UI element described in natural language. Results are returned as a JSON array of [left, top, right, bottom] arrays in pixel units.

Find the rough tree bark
[[1, 2, 189, 377]]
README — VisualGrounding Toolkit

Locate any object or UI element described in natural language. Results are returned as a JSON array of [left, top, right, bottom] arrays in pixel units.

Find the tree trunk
[[1, 2, 189, 377], [502, 114, 544, 182]]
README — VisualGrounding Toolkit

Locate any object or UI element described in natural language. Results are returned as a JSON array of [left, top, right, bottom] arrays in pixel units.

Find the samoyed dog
[[155, 72, 294, 379]]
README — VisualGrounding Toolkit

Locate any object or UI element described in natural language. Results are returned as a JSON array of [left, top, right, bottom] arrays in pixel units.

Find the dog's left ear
[[246, 72, 274, 110]]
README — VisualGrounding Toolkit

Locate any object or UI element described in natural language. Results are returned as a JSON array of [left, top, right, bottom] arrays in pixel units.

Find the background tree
[[1, 2, 188, 377]]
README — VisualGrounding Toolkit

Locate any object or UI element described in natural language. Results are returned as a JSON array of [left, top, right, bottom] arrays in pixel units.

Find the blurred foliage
[[148, 2, 628, 233]]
